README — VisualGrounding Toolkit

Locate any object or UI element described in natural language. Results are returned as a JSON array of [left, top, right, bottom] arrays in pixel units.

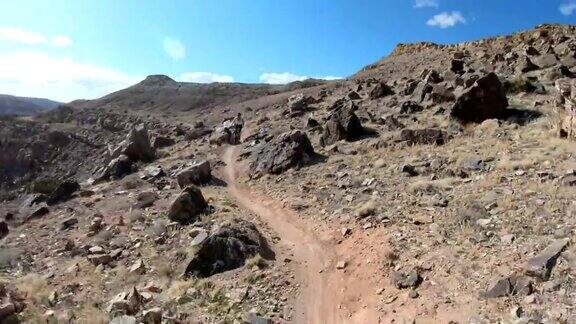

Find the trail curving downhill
[[222, 145, 341, 323]]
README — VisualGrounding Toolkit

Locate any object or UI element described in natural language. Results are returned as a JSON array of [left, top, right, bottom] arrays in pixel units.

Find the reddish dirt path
[[222, 146, 382, 324]]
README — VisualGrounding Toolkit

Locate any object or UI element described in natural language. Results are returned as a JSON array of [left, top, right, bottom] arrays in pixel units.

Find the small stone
[[525, 238, 570, 280], [129, 259, 146, 275], [110, 315, 137, 324], [408, 290, 419, 299], [60, 217, 78, 230], [190, 229, 208, 247], [341, 227, 352, 236], [476, 218, 491, 227], [142, 307, 162, 324], [483, 275, 532, 298], [336, 261, 347, 269], [501, 234, 516, 245]]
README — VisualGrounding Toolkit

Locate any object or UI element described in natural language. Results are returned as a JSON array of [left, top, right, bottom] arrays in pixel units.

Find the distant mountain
[[0, 94, 61, 116], [68, 75, 328, 113]]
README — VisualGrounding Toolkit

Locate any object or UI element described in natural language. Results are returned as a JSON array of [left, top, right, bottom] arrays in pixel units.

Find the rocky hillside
[[67, 75, 328, 115], [0, 94, 60, 116], [1, 23, 576, 324]]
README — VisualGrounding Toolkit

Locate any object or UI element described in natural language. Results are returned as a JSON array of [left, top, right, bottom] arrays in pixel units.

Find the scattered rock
[[483, 275, 533, 298], [210, 114, 244, 145], [451, 72, 509, 123], [167, 185, 208, 225], [151, 135, 175, 149], [46, 180, 80, 205], [320, 105, 364, 146], [176, 161, 212, 188], [112, 124, 156, 162], [142, 307, 162, 324], [250, 130, 315, 175], [185, 219, 273, 277], [60, 217, 78, 230], [134, 191, 158, 209], [525, 238, 570, 280], [400, 128, 447, 145], [391, 270, 421, 289], [0, 221, 7, 239]]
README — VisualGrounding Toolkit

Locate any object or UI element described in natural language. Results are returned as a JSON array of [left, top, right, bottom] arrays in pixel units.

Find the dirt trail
[[222, 146, 344, 323], [223, 147, 380, 324]]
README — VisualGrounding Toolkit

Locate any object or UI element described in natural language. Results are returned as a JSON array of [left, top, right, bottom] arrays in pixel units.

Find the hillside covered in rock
[[1, 23, 576, 323]]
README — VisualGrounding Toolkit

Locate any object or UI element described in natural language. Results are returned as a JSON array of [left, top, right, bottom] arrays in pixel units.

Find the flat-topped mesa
[[137, 74, 177, 87], [391, 42, 445, 56]]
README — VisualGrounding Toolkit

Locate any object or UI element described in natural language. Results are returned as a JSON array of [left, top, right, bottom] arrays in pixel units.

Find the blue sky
[[0, 0, 574, 102]]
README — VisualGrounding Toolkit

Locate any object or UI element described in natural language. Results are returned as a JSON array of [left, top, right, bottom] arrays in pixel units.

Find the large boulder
[[167, 186, 207, 224], [450, 72, 509, 123], [250, 130, 315, 175], [320, 105, 364, 146], [368, 82, 394, 99], [210, 115, 244, 145], [46, 180, 80, 205], [111, 124, 156, 162], [287, 93, 313, 115], [185, 219, 273, 277], [176, 161, 212, 188]]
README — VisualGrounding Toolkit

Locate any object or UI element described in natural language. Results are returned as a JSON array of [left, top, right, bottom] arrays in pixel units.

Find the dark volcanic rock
[[369, 82, 393, 99], [450, 72, 509, 123], [167, 186, 208, 224], [185, 219, 273, 277], [524, 238, 570, 280], [320, 106, 364, 146], [0, 221, 8, 239], [151, 135, 175, 149], [176, 161, 212, 188], [483, 275, 533, 298], [400, 128, 447, 145], [381, 115, 405, 131], [46, 180, 80, 205], [250, 130, 315, 175], [400, 101, 423, 114]]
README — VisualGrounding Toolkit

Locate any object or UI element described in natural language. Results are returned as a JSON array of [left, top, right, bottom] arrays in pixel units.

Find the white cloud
[[259, 72, 342, 84], [426, 11, 466, 28], [260, 72, 307, 84], [0, 27, 46, 45], [414, 0, 438, 8], [560, 1, 576, 15], [0, 27, 73, 47], [179, 72, 235, 83], [51, 35, 73, 47], [163, 37, 186, 60], [0, 50, 139, 102]]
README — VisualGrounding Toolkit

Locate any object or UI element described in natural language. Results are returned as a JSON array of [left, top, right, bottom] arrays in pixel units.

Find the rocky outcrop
[[111, 124, 156, 163], [167, 186, 208, 224], [288, 93, 313, 115], [210, 115, 244, 145], [250, 130, 315, 175], [555, 78, 576, 139], [450, 72, 509, 123], [176, 161, 212, 188], [185, 219, 273, 277], [400, 128, 447, 145], [320, 105, 364, 146], [46, 180, 80, 205]]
